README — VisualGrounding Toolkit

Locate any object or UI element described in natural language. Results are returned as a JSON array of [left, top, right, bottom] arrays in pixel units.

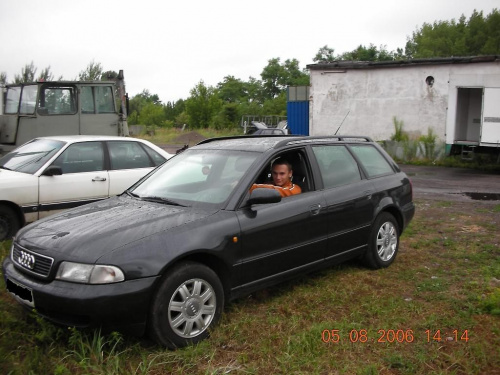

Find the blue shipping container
[[287, 101, 309, 136]]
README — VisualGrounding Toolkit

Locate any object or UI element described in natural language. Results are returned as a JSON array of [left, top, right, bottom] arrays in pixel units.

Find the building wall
[[309, 62, 500, 142]]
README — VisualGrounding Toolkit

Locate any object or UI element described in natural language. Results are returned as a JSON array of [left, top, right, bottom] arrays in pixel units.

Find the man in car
[[250, 158, 302, 197]]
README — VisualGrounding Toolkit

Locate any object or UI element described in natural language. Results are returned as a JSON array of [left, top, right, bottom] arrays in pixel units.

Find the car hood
[[0, 168, 36, 185], [15, 195, 215, 261]]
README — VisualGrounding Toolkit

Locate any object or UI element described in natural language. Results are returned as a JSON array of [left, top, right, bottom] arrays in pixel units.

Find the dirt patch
[[172, 131, 207, 146]]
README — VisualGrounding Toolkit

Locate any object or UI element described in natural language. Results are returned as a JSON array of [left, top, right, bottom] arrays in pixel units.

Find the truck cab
[[1, 77, 129, 155]]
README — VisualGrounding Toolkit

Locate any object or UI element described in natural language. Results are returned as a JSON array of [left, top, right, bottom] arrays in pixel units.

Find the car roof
[[34, 135, 147, 143], [30, 135, 173, 158], [194, 135, 374, 153]]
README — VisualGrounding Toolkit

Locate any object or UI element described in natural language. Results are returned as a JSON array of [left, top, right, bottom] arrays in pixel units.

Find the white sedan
[[0, 135, 172, 241]]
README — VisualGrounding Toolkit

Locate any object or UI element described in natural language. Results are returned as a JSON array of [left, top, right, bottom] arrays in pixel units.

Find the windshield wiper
[[139, 196, 186, 207], [0, 166, 12, 170], [125, 190, 140, 198]]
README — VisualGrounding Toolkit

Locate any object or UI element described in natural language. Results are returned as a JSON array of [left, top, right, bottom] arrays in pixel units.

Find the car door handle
[[310, 204, 322, 215], [92, 176, 107, 182]]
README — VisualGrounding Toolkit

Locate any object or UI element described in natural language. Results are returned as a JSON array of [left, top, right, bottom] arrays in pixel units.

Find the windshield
[[130, 149, 259, 207], [0, 139, 66, 174]]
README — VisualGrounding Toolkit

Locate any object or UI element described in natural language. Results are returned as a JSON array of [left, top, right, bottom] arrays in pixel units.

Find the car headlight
[[56, 261, 125, 284]]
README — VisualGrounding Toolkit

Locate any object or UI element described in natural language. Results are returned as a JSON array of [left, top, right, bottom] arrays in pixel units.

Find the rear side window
[[349, 145, 394, 178], [312, 145, 361, 188], [108, 141, 155, 170], [80, 86, 115, 114], [143, 145, 167, 166]]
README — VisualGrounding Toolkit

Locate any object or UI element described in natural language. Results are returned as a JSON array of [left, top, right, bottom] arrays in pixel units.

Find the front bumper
[[3, 257, 160, 332]]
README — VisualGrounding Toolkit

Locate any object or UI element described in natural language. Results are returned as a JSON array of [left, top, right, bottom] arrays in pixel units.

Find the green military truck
[[0, 70, 129, 155]]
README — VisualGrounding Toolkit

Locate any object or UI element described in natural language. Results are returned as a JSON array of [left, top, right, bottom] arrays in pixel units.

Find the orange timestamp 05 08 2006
[[321, 329, 470, 344]]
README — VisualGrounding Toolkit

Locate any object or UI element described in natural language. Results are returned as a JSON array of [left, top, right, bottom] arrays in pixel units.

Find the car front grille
[[12, 244, 54, 278]]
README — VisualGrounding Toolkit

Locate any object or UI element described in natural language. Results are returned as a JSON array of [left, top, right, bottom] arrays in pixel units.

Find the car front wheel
[[149, 262, 224, 348], [363, 212, 399, 269], [0, 205, 20, 242]]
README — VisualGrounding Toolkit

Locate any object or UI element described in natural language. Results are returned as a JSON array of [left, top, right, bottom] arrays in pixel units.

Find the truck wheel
[[363, 212, 399, 269], [0, 205, 20, 241], [149, 262, 224, 348]]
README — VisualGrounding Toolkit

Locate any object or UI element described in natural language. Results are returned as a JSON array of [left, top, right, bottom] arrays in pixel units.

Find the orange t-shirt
[[250, 181, 302, 197]]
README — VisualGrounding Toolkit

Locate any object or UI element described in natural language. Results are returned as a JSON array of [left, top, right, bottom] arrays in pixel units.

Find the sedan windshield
[[130, 149, 259, 207], [0, 139, 65, 174]]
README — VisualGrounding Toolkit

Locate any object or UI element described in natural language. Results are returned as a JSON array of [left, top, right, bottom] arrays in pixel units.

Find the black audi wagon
[[3, 135, 414, 348]]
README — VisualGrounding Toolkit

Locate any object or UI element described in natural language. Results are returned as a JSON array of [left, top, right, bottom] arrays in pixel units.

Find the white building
[[307, 56, 500, 155]]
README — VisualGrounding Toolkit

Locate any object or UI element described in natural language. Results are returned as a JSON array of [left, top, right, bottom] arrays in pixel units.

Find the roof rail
[[280, 135, 373, 147], [196, 134, 300, 145], [196, 135, 373, 148]]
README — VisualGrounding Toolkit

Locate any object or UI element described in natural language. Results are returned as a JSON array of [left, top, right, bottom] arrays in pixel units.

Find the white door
[[481, 88, 500, 145], [38, 141, 109, 218]]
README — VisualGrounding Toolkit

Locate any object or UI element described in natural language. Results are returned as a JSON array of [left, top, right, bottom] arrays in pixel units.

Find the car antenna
[[334, 110, 350, 135]]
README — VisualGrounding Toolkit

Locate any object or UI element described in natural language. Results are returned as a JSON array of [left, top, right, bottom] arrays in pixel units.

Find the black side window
[[51, 142, 104, 173], [349, 145, 394, 178], [312, 145, 361, 188]]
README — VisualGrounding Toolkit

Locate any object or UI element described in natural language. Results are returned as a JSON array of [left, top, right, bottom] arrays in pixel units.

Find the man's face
[[271, 164, 292, 187]]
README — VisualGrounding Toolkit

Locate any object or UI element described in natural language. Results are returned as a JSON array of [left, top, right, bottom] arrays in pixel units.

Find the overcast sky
[[0, 0, 498, 103]]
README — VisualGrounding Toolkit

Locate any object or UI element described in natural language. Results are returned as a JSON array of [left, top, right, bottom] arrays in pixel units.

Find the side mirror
[[247, 188, 281, 205], [42, 165, 63, 176]]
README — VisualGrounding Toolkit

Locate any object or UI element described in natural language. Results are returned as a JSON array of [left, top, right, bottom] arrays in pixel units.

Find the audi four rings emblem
[[18, 251, 36, 270]]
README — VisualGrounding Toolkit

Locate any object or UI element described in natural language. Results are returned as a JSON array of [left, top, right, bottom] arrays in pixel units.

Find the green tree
[[339, 44, 398, 61], [212, 102, 240, 129], [101, 70, 118, 80], [261, 58, 309, 99], [405, 9, 500, 58], [262, 92, 287, 116], [185, 81, 221, 128], [0, 72, 7, 85], [164, 99, 185, 122], [244, 77, 266, 104], [175, 111, 190, 127], [78, 60, 103, 81], [38, 66, 54, 81], [313, 45, 336, 63], [138, 103, 167, 127], [128, 89, 163, 125], [217, 76, 247, 103], [14, 61, 37, 83]]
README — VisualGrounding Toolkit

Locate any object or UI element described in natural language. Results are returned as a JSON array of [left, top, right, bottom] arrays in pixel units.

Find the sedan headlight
[[56, 261, 125, 284]]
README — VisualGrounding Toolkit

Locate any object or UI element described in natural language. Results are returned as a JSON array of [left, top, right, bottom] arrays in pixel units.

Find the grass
[[1, 198, 500, 374], [135, 127, 242, 145]]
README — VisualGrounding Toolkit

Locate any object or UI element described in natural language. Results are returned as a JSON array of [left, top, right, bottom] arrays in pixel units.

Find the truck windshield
[[4, 85, 39, 115], [0, 139, 65, 174], [4, 86, 22, 114]]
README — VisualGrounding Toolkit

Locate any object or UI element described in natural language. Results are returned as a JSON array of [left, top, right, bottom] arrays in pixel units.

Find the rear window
[[349, 145, 394, 178], [312, 145, 361, 188]]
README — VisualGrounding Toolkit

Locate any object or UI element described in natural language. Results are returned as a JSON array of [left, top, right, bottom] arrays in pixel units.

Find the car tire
[[363, 212, 399, 269], [148, 261, 224, 348], [0, 205, 20, 241]]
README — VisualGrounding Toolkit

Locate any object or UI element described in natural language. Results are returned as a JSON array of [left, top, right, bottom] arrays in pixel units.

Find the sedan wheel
[[168, 278, 217, 339], [363, 212, 399, 269], [149, 262, 223, 348], [0, 205, 20, 242], [376, 220, 398, 262]]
